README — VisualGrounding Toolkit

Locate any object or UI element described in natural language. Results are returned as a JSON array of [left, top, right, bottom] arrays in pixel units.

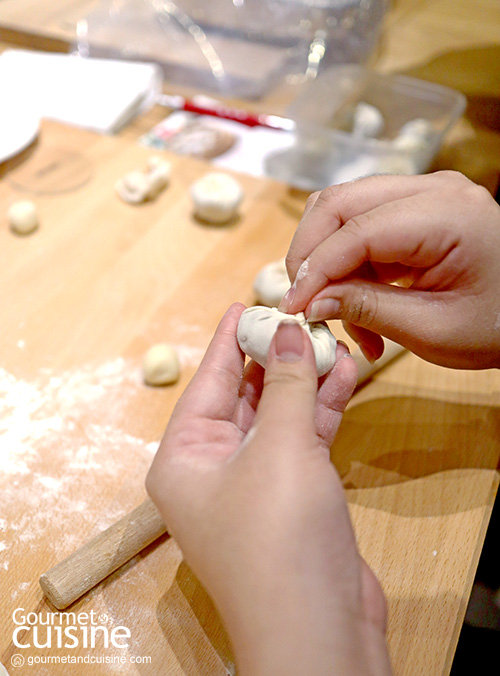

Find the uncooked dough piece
[[399, 118, 434, 140], [7, 200, 39, 235], [191, 171, 243, 224], [237, 306, 336, 377], [253, 258, 290, 307], [392, 118, 434, 152], [0, 662, 10, 675], [116, 170, 150, 204], [116, 156, 171, 204], [352, 102, 385, 138], [142, 343, 180, 386]]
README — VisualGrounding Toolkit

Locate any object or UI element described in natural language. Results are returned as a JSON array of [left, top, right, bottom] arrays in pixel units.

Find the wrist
[[216, 592, 391, 676], [230, 612, 391, 676]]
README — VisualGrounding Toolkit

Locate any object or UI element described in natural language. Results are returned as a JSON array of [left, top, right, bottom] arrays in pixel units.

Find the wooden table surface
[[1, 2, 500, 675]]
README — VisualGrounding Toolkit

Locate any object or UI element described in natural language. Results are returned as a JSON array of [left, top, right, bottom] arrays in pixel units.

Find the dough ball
[[392, 134, 428, 152], [237, 306, 336, 377], [399, 118, 434, 140], [191, 171, 243, 224], [392, 118, 434, 152], [7, 200, 39, 235], [142, 343, 180, 386], [253, 258, 290, 307], [352, 102, 385, 138]]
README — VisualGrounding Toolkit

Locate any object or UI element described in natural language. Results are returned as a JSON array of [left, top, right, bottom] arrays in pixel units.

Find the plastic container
[[264, 65, 467, 190], [76, 0, 387, 99]]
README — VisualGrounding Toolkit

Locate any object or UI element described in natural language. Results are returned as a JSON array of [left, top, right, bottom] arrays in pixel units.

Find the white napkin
[[0, 49, 163, 134]]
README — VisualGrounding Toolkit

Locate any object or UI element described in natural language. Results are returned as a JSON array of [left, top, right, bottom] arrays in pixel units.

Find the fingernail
[[278, 285, 295, 312], [309, 298, 341, 321], [275, 321, 304, 362]]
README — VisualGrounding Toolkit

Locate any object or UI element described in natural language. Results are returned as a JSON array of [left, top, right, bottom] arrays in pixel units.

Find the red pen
[[157, 93, 295, 131]]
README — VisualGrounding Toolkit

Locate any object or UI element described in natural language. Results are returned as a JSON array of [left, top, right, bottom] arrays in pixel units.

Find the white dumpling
[[253, 258, 290, 307], [237, 306, 336, 377], [116, 170, 150, 204], [191, 171, 243, 224]]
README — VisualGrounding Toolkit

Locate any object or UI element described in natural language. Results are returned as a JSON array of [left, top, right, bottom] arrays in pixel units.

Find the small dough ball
[[392, 118, 434, 152], [237, 306, 336, 377], [142, 343, 180, 386], [7, 200, 39, 235], [392, 134, 428, 152], [191, 171, 243, 224], [399, 118, 434, 140], [352, 102, 385, 138], [253, 259, 290, 307]]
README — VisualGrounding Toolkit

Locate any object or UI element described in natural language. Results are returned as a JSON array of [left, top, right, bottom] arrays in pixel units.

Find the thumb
[[254, 320, 318, 445], [307, 280, 450, 356]]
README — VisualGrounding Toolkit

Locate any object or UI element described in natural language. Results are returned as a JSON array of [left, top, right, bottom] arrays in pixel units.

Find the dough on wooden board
[[142, 343, 180, 386], [191, 171, 243, 224], [237, 306, 336, 376], [7, 200, 39, 235], [253, 258, 290, 307], [116, 156, 171, 204]]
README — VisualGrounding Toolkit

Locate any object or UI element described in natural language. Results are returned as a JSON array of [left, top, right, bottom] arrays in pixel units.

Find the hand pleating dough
[[237, 306, 336, 376]]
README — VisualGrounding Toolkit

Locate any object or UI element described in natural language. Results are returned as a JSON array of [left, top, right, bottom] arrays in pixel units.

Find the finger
[[284, 173, 441, 285], [233, 359, 265, 434], [341, 322, 385, 364], [253, 321, 318, 448], [280, 187, 462, 314], [301, 278, 460, 362], [171, 302, 246, 424], [315, 341, 357, 449]]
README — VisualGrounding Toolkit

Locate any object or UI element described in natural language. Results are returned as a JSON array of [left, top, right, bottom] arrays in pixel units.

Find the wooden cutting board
[[0, 119, 499, 676]]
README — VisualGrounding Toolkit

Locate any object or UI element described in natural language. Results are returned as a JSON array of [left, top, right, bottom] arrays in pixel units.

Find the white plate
[[0, 106, 40, 164]]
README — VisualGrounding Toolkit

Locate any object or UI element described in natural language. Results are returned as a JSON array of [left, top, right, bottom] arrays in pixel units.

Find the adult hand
[[147, 303, 391, 676], [279, 171, 500, 369]]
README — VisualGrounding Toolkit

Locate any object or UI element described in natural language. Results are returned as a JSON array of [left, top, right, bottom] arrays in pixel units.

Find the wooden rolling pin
[[39, 339, 405, 609], [39, 499, 167, 609]]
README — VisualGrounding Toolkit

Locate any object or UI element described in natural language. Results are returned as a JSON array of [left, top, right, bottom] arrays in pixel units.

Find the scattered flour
[[0, 357, 166, 591]]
